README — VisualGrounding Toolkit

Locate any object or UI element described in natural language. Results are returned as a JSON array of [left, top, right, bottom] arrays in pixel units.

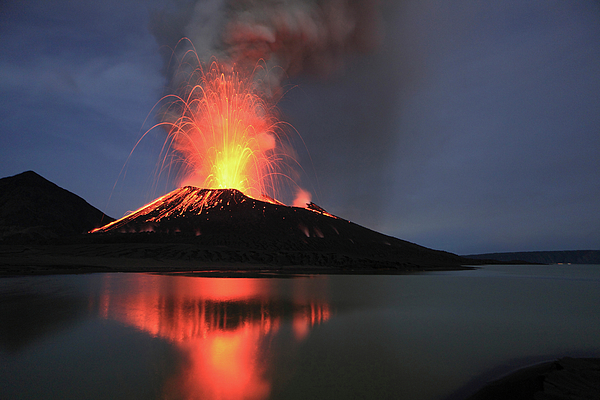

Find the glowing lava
[[160, 60, 291, 201]]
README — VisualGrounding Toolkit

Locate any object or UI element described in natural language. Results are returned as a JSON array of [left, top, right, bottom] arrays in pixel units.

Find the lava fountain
[[155, 58, 298, 203]]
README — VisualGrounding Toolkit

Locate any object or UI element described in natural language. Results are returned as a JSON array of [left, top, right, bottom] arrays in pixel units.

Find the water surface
[[1, 264, 599, 399]]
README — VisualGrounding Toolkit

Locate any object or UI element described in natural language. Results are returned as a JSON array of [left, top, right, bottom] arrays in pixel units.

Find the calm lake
[[1, 264, 599, 400]]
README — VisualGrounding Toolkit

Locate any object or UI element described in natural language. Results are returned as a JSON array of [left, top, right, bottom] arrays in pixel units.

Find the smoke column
[[149, 0, 381, 91]]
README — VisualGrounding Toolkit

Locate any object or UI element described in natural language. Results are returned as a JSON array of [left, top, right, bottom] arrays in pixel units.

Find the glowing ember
[[159, 60, 292, 202]]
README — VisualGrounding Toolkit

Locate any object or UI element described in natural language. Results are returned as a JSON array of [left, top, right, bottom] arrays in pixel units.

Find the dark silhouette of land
[[465, 250, 600, 265], [4, 170, 596, 276], [0, 171, 482, 275], [0, 171, 112, 243]]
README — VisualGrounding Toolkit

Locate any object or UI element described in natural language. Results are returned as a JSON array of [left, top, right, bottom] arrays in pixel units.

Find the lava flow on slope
[[89, 186, 471, 271], [91, 186, 337, 239]]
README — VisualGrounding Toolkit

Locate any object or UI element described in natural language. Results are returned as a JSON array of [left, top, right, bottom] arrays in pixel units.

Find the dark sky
[[1, 0, 599, 254]]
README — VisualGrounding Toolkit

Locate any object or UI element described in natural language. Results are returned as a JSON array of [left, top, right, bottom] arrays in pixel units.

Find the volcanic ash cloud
[[149, 0, 382, 93]]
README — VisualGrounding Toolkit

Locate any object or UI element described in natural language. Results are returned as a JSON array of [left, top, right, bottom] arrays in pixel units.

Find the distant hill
[[464, 250, 600, 265], [0, 171, 113, 243]]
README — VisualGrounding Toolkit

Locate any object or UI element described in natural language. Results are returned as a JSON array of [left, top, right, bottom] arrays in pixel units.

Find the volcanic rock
[[89, 186, 474, 271], [0, 174, 480, 273], [0, 171, 113, 243]]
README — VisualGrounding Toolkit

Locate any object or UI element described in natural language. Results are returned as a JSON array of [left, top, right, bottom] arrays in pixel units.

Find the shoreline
[[0, 243, 476, 277], [0, 261, 474, 277]]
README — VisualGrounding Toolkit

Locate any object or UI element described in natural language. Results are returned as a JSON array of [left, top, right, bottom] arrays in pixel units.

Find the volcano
[[91, 186, 338, 238], [89, 186, 473, 271]]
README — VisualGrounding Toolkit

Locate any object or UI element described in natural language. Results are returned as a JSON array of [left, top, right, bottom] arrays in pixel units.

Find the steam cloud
[[149, 0, 382, 94]]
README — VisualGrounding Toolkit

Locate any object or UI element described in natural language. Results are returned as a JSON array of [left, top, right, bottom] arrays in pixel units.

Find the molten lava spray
[[147, 0, 382, 205], [159, 59, 295, 202]]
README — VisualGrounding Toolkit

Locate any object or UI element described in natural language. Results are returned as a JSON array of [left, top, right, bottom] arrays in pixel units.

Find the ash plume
[[149, 0, 382, 94], [147, 0, 384, 206]]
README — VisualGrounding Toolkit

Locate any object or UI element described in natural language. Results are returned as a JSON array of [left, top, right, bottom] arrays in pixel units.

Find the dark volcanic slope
[[90, 186, 472, 270], [0, 171, 113, 242]]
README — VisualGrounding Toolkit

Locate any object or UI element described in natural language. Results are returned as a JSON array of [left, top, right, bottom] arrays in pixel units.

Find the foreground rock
[[464, 357, 600, 400]]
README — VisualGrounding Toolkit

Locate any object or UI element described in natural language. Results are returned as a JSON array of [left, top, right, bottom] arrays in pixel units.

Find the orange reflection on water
[[292, 302, 331, 341], [93, 274, 331, 400], [167, 322, 272, 400]]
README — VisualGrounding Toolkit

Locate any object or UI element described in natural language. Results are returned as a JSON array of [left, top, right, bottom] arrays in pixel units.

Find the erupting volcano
[[90, 185, 472, 271], [0, 4, 484, 275], [152, 59, 299, 204], [103, 56, 332, 239], [85, 44, 477, 272]]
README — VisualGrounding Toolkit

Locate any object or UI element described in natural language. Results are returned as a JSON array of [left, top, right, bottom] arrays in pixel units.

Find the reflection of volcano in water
[[92, 274, 331, 400]]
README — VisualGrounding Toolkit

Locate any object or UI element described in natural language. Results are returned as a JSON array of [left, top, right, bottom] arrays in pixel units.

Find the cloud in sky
[[0, 0, 599, 254], [279, 0, 600, 253]]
